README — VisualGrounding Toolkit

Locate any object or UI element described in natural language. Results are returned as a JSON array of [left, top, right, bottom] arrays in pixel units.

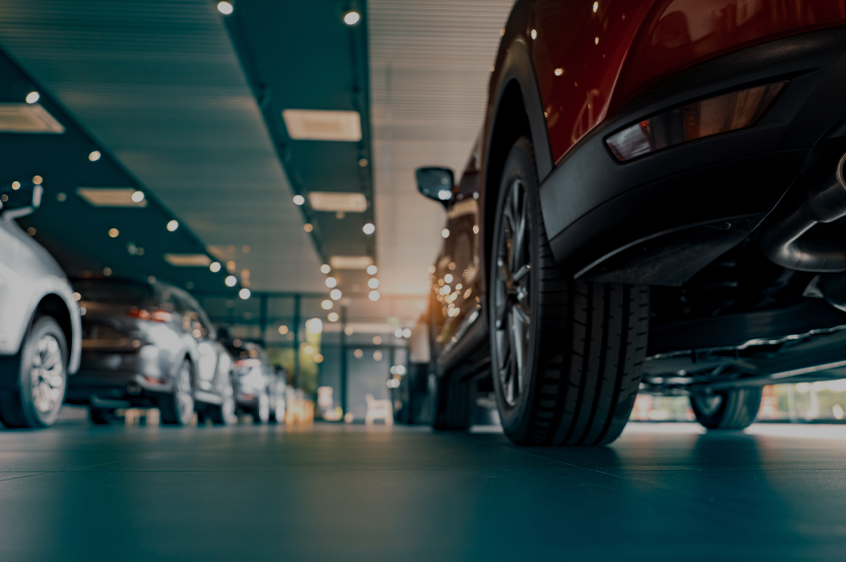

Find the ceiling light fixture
[[293, 194, 305, 206], [304, 223, 313, 232], [76, 187, 148, 208], [330, 289, 342, 301], [32, 175, 42, 185], [217, 1, 233, 15], [282, 109, 362, 142], [88, 151, 101, 162], [326, 277, 337, 288], [327, 312, 339, 322], [239, 288, 251, 300], [321, 299, 333, 310], [164, 254, 211, 267], [330, 255, 373, 269], [320, 264, 331, 274], [308, 192, 367, 213], [369, 290, 380, 301], [368, 278, 379, 289], [25, 91, 40, 104], [210, 261, 221, 272], [343, 10, 360, 25], [225, 275, 237, 287], [108, 228, 119, 238], [167, 220, 179, 232], [0, 103, 65, 133], [363, 222, 375, 235], [366, 265, 377, 275]]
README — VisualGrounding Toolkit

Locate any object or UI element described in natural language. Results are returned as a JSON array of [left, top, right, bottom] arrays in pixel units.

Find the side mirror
[[415, 167, 454, 206], [0, 181, 43, 219]]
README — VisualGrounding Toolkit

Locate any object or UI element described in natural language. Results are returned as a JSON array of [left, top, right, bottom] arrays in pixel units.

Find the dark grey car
[[67, 278, 235, 426]]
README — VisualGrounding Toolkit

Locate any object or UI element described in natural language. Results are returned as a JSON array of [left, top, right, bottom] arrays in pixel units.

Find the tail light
[[606, 81, 787, 162], [234, 358, 262, 369], [128, 308, 172, 322]]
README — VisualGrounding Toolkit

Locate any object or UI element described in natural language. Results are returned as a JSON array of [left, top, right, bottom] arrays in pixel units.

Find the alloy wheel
[[493, 179, 532, 408], [175, 363, 194, 424], [693, 394, 723, 416], [29, 334, 66, 415]]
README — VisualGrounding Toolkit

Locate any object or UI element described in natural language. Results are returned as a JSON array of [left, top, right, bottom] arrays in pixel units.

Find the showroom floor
[[1, 414, 846, 561]]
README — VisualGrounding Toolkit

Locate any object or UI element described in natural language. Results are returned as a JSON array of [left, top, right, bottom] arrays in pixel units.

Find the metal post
[[293, 294, 301, 389], [259, 293, 268, 347], [340, 304, 348, 416]]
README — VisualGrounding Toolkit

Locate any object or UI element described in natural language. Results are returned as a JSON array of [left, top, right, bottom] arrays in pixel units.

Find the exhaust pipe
[[761, 153, 846, 272]]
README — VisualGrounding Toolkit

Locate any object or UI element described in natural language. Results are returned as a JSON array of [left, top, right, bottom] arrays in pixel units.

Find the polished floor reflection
[[1, 413, 846, 561]]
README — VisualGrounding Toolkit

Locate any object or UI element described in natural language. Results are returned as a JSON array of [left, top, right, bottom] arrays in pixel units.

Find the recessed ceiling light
[[225, 275, 237, 287], [164, 254, 212, 267], [239, 288, 251, 300], [0, 103, 65, 133], [293, 194, 305, 205], [210, 261, 221, 272], [282, 109, 362, 142], [343, 11, 360, 25], [363, 222, 375, 235], [368, 278, 379, 289], [308, 192, 367, 213], [167, 220, 179, 232], [369, 290, 380, 301], [330, 289, 342, 301], [320, 264, 331, 274], [366, 265, 377, 275], [327, 312, 339, 322], [131, 190, 145, 203], [304, 223, 313, 232], [32, 175, 42, 185], [25, 91, 40, 104], [217, 1, 233, 15], [326, 277, 337, 288], [330, 255, 373, 269], [76, 187, 148, 208], [108, 228, 119, 238], [89, 151, 101, 162], [321, 300, 333, 310]]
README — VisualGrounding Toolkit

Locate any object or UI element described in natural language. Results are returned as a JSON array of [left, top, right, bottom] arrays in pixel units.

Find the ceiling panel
[[0, 0, 324, 293], [368, 0, 515, 297]]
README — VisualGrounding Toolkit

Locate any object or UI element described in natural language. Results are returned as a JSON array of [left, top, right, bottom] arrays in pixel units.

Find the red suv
[[416, 1, 846, 445]]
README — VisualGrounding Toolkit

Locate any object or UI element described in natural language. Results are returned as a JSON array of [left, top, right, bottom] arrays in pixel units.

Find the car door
[[431, 144, 483, 352]]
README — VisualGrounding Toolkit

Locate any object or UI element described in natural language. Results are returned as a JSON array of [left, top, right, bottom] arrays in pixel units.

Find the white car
[[0, 181, 80, 428]]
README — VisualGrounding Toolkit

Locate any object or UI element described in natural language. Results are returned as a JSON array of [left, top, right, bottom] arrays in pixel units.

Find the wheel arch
[[483, 38, 553, 282]]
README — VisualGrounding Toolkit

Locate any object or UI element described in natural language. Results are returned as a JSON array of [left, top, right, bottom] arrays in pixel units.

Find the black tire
[[432, 374, 475, 431], [0, 316, 68, 429], [489, 137, 650, 446], [251, 392, 270, 425], [89, 407, 116, 425], [210, 385, 236, 426], [690, 388, 762, 430], [159, 359, 195, 426]]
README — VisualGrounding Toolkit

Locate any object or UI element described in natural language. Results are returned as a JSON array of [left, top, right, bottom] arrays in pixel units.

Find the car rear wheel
[[89, 406, 116, 425], [251, 392, 270, 424], [489, 137, 650, 446], [0, 316, 68, 429], [210, 385, 236, 426], [159, 359, 195, 426], [690, 388, 762, 430]]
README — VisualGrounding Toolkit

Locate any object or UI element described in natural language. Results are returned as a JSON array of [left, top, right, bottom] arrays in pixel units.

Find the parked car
[[225, 340, 284, 424], [0, 180, 80, 428], [416, 2, 846, 445], [67, 277, 235, 426]]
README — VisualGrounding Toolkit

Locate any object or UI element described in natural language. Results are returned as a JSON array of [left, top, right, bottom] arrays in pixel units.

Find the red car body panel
[[527, 0, 846, 165]]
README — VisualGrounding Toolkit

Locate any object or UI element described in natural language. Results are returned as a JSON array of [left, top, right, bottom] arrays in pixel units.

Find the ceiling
[[368, 0, 515, 296], [0, 0, 324, 294], [0, 0, 516, 317]]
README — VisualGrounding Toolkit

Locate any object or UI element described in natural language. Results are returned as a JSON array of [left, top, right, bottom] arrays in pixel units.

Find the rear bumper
[[66, 349, 174, 406], [539, 27, 846, 286]]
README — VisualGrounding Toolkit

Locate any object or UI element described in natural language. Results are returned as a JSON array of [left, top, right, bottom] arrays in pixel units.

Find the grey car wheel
[[0, 316, 67, 428], [160, 359, 194, 426]]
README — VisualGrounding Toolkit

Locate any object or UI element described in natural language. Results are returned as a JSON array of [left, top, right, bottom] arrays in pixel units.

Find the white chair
[[365, 393, 393, 426]]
